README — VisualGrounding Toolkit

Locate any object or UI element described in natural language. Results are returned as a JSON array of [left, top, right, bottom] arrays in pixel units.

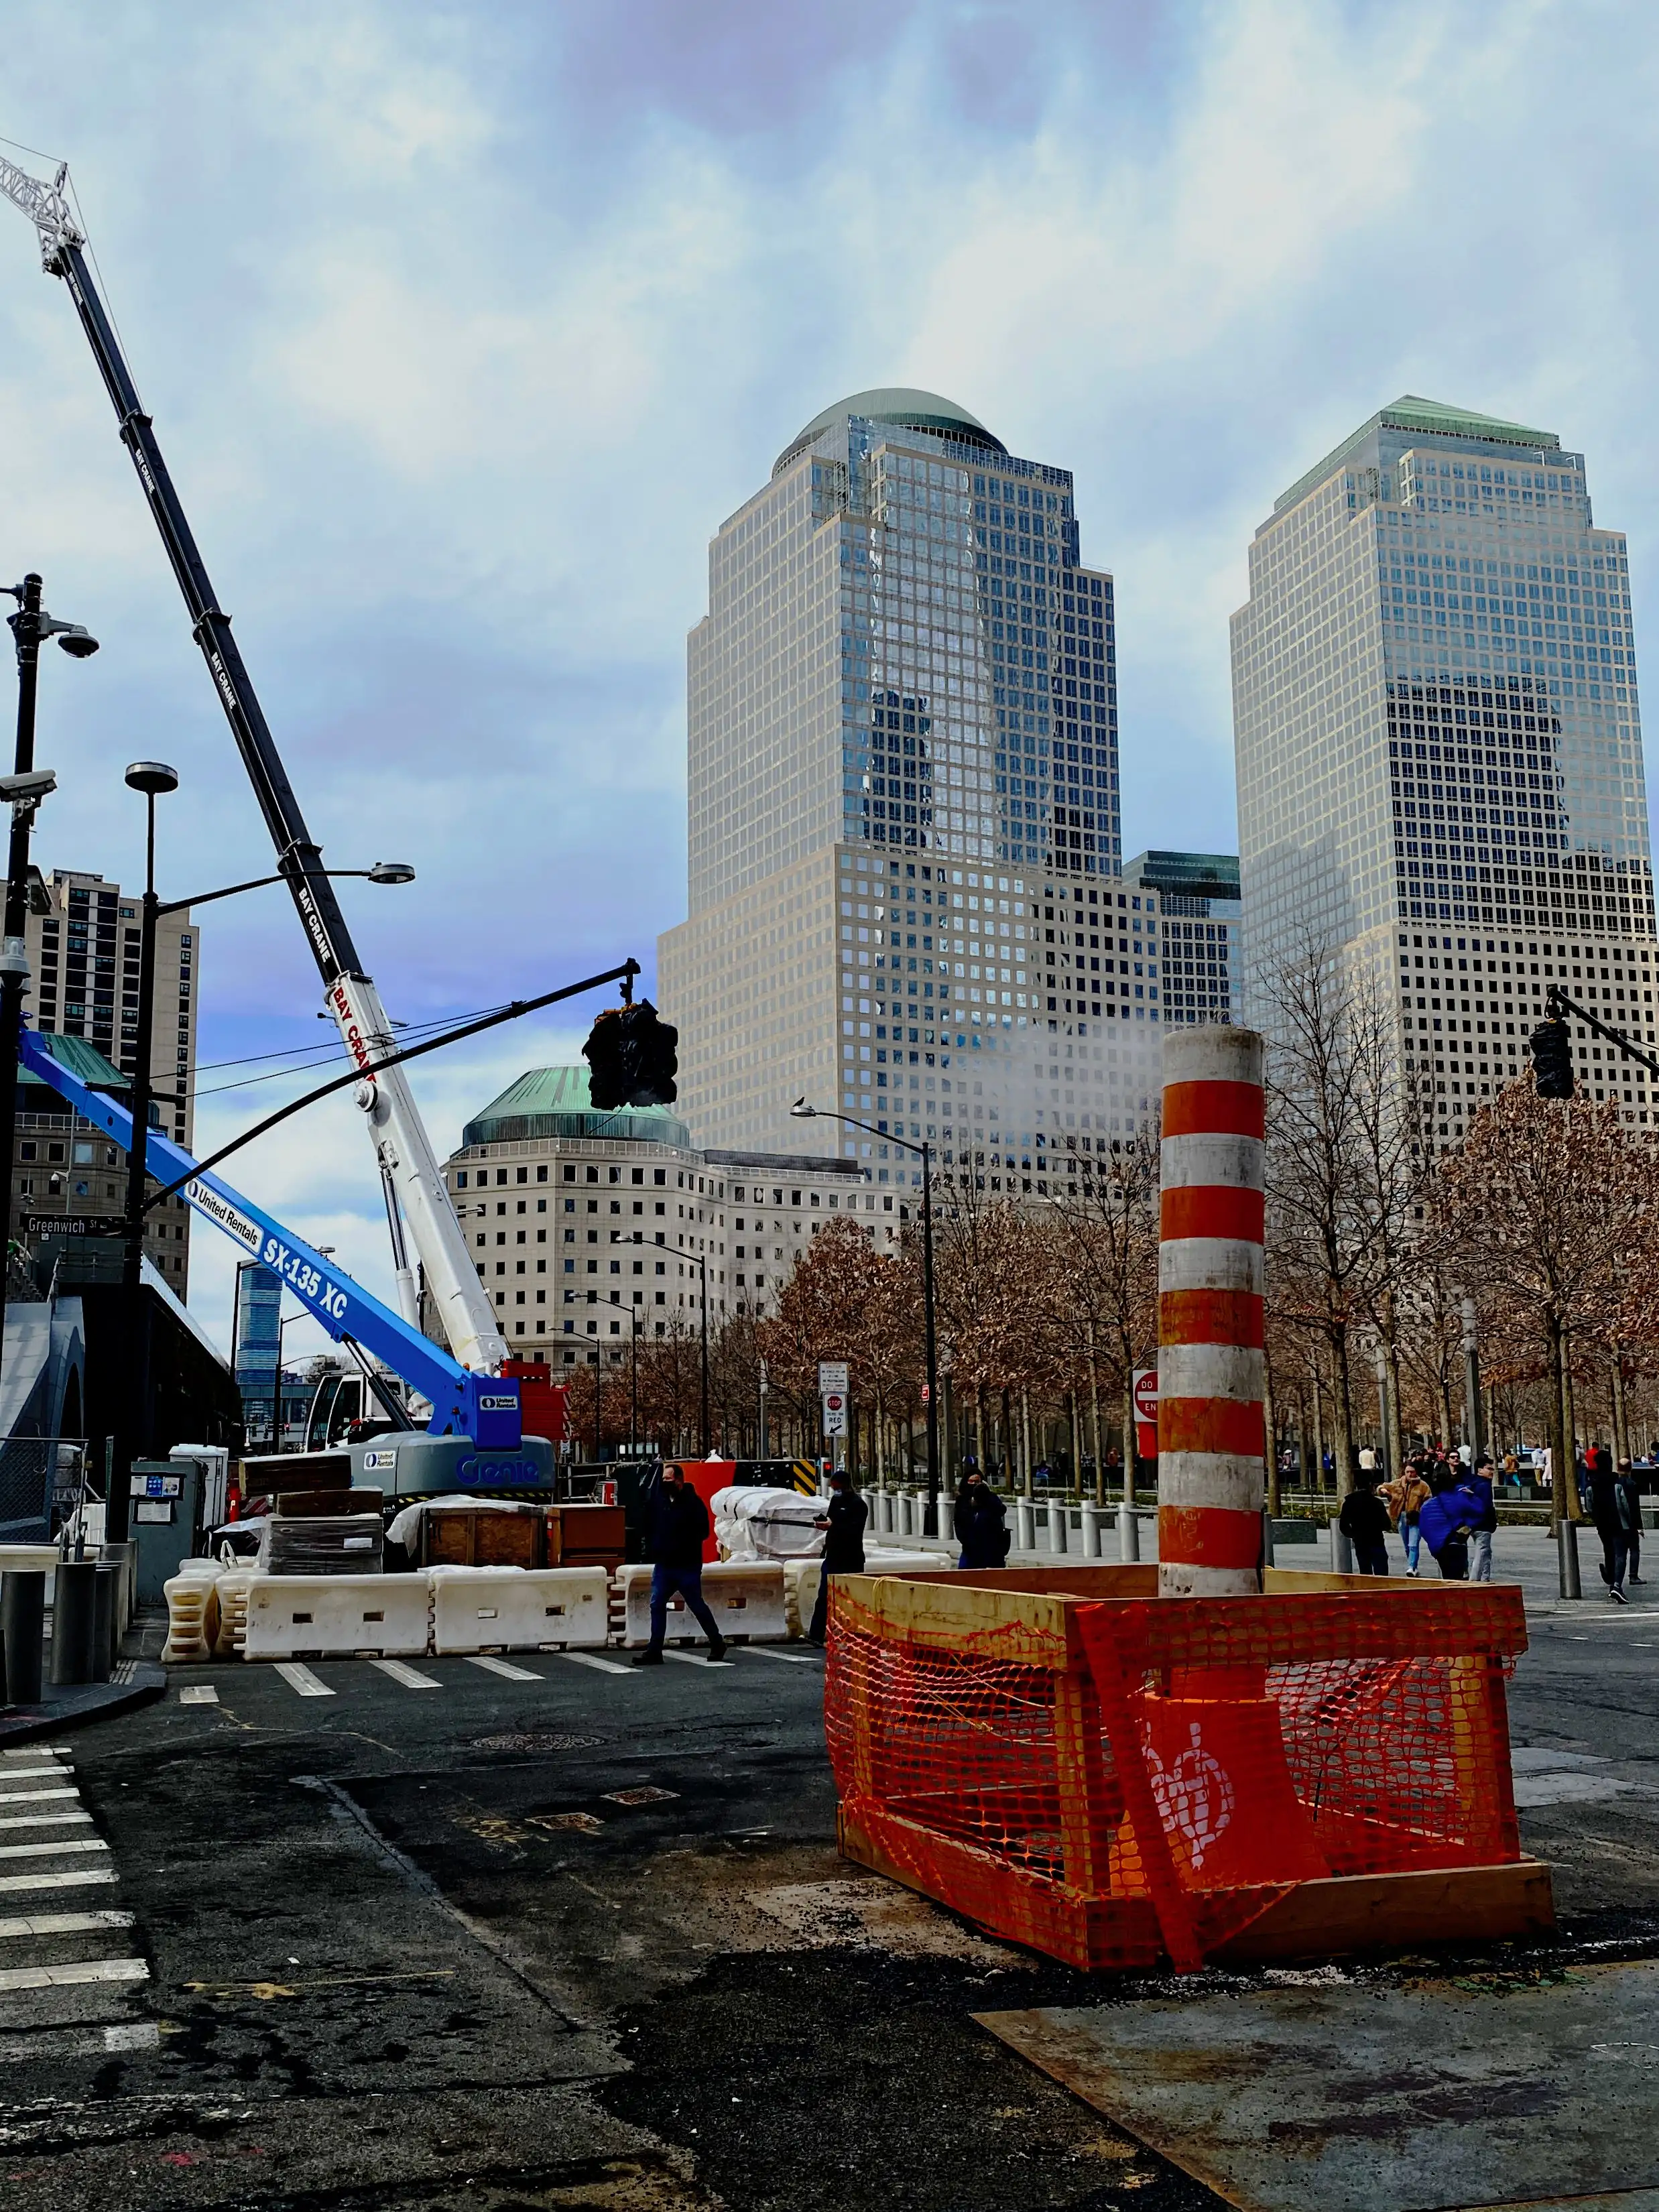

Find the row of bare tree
[[577, 944, 1659, 1524]]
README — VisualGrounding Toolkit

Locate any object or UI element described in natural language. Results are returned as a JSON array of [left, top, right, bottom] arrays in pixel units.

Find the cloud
[[2, 0, 1657, 1362]]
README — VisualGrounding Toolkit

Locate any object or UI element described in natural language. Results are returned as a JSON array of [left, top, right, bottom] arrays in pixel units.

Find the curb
[[0, 1661, 168, 1746]]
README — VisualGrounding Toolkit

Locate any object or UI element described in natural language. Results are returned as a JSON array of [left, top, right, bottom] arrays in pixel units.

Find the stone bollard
[[1157, 1025, 1267, 1598]]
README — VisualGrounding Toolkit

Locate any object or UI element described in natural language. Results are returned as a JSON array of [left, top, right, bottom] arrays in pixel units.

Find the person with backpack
[[1418, 1471, 1482, 1581]]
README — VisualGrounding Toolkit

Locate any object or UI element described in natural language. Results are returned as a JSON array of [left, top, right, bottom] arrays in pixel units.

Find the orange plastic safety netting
[[824, 1571, 1528, 1971]]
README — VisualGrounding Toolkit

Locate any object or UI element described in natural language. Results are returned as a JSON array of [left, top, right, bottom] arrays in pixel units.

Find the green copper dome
[[774, 387, 1006, 475], [462, 1066, 690, 1151]]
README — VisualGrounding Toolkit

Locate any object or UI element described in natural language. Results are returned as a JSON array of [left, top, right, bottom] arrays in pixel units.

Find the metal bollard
[[1117, 1500, 1140, 1562], [1557, 1516, 1583, 1601], [1329, 1517, 1355, 1576], [1, 1570, 46, 1706], [90, 1564, 117, 1683], [1047, 1501, 1068, 1556], [101, 1541, 135, 1641], [1081, 1503, 1103, 1559], [1015, 1498, 1036, 1553], [50, 1559, 98, 1686]]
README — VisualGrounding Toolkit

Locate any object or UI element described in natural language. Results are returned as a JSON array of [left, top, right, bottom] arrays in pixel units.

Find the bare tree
[[1262, 935, 1417, 1498]]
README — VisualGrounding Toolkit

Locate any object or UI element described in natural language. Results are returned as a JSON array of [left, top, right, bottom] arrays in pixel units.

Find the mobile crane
[[0, 155, 568, 1483]]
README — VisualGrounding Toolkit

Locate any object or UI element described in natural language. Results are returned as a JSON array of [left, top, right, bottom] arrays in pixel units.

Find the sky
[[0, 0, 1656, 1362]]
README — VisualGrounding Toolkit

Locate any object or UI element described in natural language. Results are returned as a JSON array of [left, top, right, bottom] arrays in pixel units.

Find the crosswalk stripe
[[0, 2020, 159, 2064], [0, 1789, 79, 1806], [464, 1656, 542, 1682], [557, 1651, 634, 1677], [0, 1767, 72, 1784], [663, 1649, 734, 1669], [0, 1813, 92, 1833], [0, 1839, 109, 1861], [739, 1645, 820, 1665], [0, 1869, 117, 1895], [368, 1658, 441, 1691], [178, 1684, 219, 1706], [0, 1957, 148, 1994], [0, 1910, 133, 1941], [273, 1662, 334, 1699]]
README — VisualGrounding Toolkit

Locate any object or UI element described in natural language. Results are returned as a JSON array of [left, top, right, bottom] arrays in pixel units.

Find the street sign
[[818, 1360, 849, 1396], [821, 1390, 847, 1439], [1133, 1365, 1159, 1461]]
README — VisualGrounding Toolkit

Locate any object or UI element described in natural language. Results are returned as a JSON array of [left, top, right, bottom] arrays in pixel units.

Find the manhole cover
[[471, 1731, 604, 1753]]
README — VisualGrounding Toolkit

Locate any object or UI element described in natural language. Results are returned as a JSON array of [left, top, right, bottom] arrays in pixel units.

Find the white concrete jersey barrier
[[784, 1551, 940, 1638], [617, 1561, 788, 1646], [429, 1566, 608, 1654], [243, 1574, 431, 1660]]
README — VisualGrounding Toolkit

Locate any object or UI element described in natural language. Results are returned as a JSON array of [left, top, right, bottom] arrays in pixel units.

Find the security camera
[[0, 770, 56, 804]]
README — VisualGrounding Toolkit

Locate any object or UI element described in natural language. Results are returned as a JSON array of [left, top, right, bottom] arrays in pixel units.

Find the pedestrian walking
[[1339, 1483, 1392, 1575], [632, 1463, 728, 1664], [955, 1465, 1009, 1568], [1469, 1453, 1498, 1583], [1382, 1463, 1431, 1576], [1619, 1461, 1646, 1587], [807, 1468, 868, 1644], [1589, 1449, 1630, 1602], [1418, 1473, 1481, 1581]]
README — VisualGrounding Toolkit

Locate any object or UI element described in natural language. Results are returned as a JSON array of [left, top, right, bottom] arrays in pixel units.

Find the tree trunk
[[1068, 1392, 1081, 1499], [1121, 1377, 1138, 1508], [1545, 1314, 1571, 1532], [1264, 1351, 1280, 1518], [1436, 1368, 1455, 1457], [1020, 1389, 1032, 1499], [1312, 1374, 1327, 1495], [1087, 1333, 1103, 1507], [1611, 1357, 1631, 1469], [1329, 1324, 1356, 1501], [1561, 1332, 1581, 1522]]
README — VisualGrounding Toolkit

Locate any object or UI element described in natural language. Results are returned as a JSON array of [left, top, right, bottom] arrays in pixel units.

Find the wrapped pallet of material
[[257, 1513, 383, 1575], [712, 1485, 825, 1562]]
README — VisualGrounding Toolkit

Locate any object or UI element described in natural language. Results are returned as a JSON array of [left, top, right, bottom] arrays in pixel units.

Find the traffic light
[[583, 999, 679, 1109], [1528, 1018, 1575, 1100]]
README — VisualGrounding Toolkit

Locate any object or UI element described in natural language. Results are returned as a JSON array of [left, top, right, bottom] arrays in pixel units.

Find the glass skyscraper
[[1233, 395, 1655, 1142], [662, 389, 1162, 1190]]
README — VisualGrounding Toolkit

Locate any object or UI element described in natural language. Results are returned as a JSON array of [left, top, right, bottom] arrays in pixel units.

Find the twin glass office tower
[[1233, 396, 1655, 1140], [662, 389, 1164, 1182]]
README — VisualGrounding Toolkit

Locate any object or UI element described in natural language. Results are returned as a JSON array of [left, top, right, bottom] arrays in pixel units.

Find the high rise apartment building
[[1233, 396, 1654, 1142], [661, 389, 1160, 1195], [7, 868, 198, 1289]]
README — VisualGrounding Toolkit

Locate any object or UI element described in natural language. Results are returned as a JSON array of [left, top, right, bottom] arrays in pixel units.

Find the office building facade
[[1124, 851, 1241, 1026], [1233, 396, 1654, 1141], [661, 389, 1160, 1193]]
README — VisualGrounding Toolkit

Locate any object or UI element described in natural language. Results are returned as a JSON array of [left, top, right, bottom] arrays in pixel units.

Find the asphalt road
[[0, 1558, 1652, 2212]]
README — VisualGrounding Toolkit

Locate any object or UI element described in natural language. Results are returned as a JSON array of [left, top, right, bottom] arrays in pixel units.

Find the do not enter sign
[[1132, 1366, 1158, 1461]]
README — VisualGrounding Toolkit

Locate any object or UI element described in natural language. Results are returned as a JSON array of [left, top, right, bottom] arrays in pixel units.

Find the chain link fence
[[0, 1438, 87, 1541]]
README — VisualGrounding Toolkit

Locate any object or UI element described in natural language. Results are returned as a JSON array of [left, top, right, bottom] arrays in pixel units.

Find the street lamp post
[[1461, 1294, 1483, 1465], [791, 1098, 940, 1537], [615, 1231, 708, 1455], [108, 755, 414, 1541], [0, 574, 96, 1415]]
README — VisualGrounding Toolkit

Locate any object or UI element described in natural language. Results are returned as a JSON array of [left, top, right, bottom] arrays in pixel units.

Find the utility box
[[131, 1457, 213, 1605]]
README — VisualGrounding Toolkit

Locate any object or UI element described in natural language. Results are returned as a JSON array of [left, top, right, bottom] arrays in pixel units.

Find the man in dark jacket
[[1589, 1447, 1630, 1603], [633, 1464, 727, 1664], [1619, 1461, 1646, 1586], [807, 1469, 868, 1644], [1338, 1484, 1392, 1575], [955, 1467, 1008, 1568], [1418, 1477, 1481, 1581]]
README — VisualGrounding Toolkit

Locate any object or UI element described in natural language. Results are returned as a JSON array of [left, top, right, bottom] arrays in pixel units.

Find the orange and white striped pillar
[[1156, 1026, 1266, 1597]]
